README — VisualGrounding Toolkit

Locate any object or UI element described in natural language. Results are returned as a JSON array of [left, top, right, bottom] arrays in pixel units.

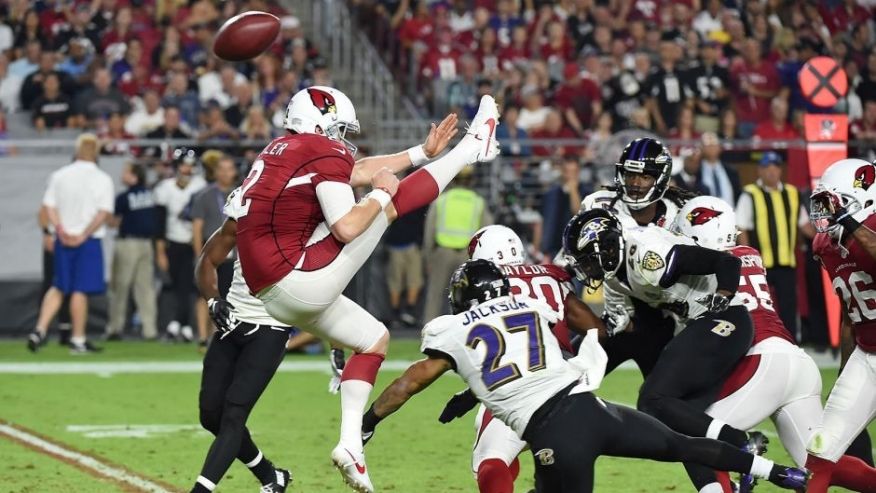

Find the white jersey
[[580, 190, 682, 321], [420, 296, 586, 436], [222, 187, 288, 326], [616, 225, 742, 323]]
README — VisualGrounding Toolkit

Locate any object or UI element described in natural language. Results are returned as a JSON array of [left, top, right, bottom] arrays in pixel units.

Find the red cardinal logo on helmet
[[467, 231, 485, 258], [853, 164, 876, 190], [686, 207, 723, 226], [307, 88, 337, 115]]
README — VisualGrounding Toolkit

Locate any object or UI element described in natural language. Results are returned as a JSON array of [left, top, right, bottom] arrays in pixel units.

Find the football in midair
[[212, 11, 280, 61]]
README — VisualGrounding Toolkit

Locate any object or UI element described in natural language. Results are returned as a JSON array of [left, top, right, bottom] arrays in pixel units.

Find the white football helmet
[[811, 158, 876, 239], [283, 86, 360, 154], [468, 225, 526, 266], [672, 196, 737, 251]]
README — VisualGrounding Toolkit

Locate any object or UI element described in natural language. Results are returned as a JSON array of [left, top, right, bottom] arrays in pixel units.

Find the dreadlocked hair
[[663, 185, 700, 207]]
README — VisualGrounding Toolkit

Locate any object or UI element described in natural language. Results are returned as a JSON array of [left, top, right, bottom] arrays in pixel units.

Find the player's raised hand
[[423, 113, 459, 159], [371, 167, 399, 197]]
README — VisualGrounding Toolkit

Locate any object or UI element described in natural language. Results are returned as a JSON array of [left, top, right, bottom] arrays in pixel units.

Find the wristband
[[407, 144, 429, 166], [363, 403, 383, 429], [366, 188, 392, 209], [837, 211, 862, 234]]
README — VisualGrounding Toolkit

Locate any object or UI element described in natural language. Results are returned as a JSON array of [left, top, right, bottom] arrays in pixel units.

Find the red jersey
[[730, 246, 796, 346], [729, 60, 780, 124], [753, 121, 798, 141], [236, 133, 355, 293], [501, 264, 574, 352], [813, 214, 876, 352]]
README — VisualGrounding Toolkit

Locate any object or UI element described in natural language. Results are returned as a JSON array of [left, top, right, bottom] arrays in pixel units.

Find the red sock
[[508, 458, 520, 481], [833, 454, 876, 492], [477, 459, 514, 493], [804, 454, 836, 493], [340, 353, 385, 384], [391, 169, 439, 217], [715, 471, 734, 492]]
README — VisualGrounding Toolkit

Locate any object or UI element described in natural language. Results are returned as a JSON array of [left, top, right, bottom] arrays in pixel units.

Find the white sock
[[705, 419, 726, 440], [70, 336, 86, 345], [196, 476, 216, 491], [339, 379, 373, 452], [698, 483, 724, 493], [750, 455, 774, 479], [422, 144, 473, 194], [244, 450, 263, 468]]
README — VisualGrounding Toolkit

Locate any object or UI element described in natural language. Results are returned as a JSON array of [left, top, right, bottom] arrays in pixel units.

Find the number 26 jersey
[[421, 296, 583, 436]]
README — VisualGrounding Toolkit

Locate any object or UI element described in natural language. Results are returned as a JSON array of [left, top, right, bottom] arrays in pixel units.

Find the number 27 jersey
[[421, 296, 583, 436]]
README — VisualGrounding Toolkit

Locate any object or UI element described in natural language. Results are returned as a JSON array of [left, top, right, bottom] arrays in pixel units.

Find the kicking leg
[[472, 406, 525, 493]]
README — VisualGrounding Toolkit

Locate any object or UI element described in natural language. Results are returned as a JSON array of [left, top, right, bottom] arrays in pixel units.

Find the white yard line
[[0, 359, 417, 375], [0, 423, 174, 493]]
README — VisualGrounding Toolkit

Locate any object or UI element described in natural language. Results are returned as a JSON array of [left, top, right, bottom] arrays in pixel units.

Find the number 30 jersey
[[501, 264, 574, 352], [421, 296, 584, 436], [729, 245, 795, 346], [813, 214, 876, 352]]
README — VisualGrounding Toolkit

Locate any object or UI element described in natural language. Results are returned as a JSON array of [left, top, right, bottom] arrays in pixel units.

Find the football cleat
[[27, 331, 45, 353], [331, 445, 374, 493], [70, 340, 103, 355], [768, 466, 809, 490], [738, 431, 769, 492], [259, 468, 292, 493], [458, 95, 500, 164]]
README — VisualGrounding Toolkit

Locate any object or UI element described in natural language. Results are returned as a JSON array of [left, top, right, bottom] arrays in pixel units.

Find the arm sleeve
[[315, 181, 357, 227], [659, 244, 742, 293], [734, 192, 754, 231]]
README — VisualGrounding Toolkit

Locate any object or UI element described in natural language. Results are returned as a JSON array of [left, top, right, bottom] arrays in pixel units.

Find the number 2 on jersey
[[237, 159, 264, 218], [466, 312, 545, 390]]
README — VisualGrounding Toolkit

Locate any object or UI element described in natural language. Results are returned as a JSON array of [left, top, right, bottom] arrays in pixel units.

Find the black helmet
[[562, 208, 625, 289], [448, 259, 510, 314], [615, 138, 672, 210], [171, 147, 198, 167]]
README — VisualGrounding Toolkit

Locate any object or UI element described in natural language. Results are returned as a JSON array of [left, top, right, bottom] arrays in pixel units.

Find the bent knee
[[199, 406, 221, 434], [637, 390, 666, 418], [363, 325, 390, 355]]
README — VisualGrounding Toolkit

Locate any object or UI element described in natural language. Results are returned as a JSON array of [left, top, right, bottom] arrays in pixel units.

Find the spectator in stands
[[146, 106, 190, 140], [686, 40, 729, 133], [533, 17, 573, 80], [646, 32, 688, 134], [753, 97, 799, 142], [154, 148, 206, 342], [672, 149, 710, 196], [254, 54, 282, 109], [698, 132, 740, 205], [495, 105, 531, 157], [32, 73, 75, 131], [449, 0, 474, 34], [531, 110, 577, 157], [0, 53, 23, 113], [163, 71, 200, 127], [240, 106, 272, 141], [102, 6, 134, 57], [125, 90, 165, 137], [541, 156, 589, 258], [668, 106, 700, 155], [850, 99, 876, 160], [446, 54, 481, 117], [73, 68, 131, 128], [152, 26, 182, 73], [29, 133, 112, 354], [9, 39, 40, 79], [554, 62, 601, 136], [476, 28, 501, 79], [198, 65, 244, 109], [584, 112, 615, 164], [191, 155, 237, 349], [718, 107, 738, 141], [12, 10, 43, 55], [20, 51, 74, 111], [110, 38, 144, 82], [518, 86, 550, 132], [421, 26, 462, 81], [604, 52, 651, 131], [693, 0, 724, 39], [730, 39, 780, 138], [53, 4, 101, 52], [57, 38, 94, 90], [499, 25, 529, 72], [856, 50, 876, 104], [199, 103, 239, 141], [489, 0, 523, 46], [108, 163, 158, 341], [100, 112, 135, 155], [183, 21, 214, 68], [224, 82, 254, 128]]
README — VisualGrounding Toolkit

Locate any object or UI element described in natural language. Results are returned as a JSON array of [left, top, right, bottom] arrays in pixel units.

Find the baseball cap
[[759, 151, 782, 167]]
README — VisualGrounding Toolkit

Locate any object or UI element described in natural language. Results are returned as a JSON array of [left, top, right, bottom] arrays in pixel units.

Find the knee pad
[[199, 406, 222, 434]]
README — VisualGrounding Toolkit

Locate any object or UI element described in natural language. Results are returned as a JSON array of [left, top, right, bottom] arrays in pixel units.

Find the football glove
[[438, 389, 479, 423], [207, 298, 237, 337], [328, 348, 346, 394], [698, 293, 731, 313], [602, 308, 631, 337]]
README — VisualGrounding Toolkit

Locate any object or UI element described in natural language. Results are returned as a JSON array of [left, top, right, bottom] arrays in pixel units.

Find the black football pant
[[636, 305, 754, 490], [602, 301, 676, 376], [525, 392, 761, 493], [166, 240, 195, 327], [197, 324, 290, 485]]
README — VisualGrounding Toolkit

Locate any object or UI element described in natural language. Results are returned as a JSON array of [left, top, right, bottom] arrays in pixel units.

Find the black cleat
[[259, 468, 292, 492], [27, 331, 45, 353], [768, 466, 809, 490], [738, 431, 769, 492], [70, 341, 104, 355]]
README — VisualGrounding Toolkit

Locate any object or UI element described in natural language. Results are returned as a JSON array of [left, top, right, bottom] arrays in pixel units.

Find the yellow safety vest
[[744, 183, 799, 269], [435, 188, 485, 249]]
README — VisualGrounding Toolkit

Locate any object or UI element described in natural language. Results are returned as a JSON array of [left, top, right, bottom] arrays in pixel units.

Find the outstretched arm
[[349, 113, 458, 187], [564, 294, 607, 336]]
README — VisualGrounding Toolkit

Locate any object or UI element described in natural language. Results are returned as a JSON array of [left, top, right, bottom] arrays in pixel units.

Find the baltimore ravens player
[[579, 137, 696, 376], [361, 260, 808, 492], [564, 208, 770, 493], [805, 158, 876, 492], [675, 196, 876, 492]]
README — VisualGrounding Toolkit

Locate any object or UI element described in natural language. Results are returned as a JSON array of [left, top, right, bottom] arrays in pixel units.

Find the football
[[212, 11, 280, 61]]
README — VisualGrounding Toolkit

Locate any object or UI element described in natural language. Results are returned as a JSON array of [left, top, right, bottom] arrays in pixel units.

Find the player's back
[[813, 215, 876, 352], [501, 263, 574, 352], [729, 245, 795, 345], [421, 295, 582, 435], [236, 133, 355, 293]]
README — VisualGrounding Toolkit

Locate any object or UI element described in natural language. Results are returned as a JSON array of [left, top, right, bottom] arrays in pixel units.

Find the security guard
[[736, 152, 816, 339], [422, 167, 492, 321]]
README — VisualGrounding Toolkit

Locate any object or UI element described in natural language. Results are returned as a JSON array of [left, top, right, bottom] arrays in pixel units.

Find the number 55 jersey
[[421, 296, 592, 436], [813, 215, 876, 352]]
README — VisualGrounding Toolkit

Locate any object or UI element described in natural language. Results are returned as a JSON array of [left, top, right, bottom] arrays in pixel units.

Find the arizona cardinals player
[[235, 86, 499, 492], [674, 196, 876, 493], [437, 225, 603, 493], [805, 158, 876, 492]]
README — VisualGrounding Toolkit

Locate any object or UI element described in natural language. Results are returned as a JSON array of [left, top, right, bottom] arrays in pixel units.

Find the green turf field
[[0, 339, 871, 492]]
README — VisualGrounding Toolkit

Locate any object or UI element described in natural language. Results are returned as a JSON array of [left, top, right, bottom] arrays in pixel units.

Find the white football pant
[[471, 405, 527, 475]]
